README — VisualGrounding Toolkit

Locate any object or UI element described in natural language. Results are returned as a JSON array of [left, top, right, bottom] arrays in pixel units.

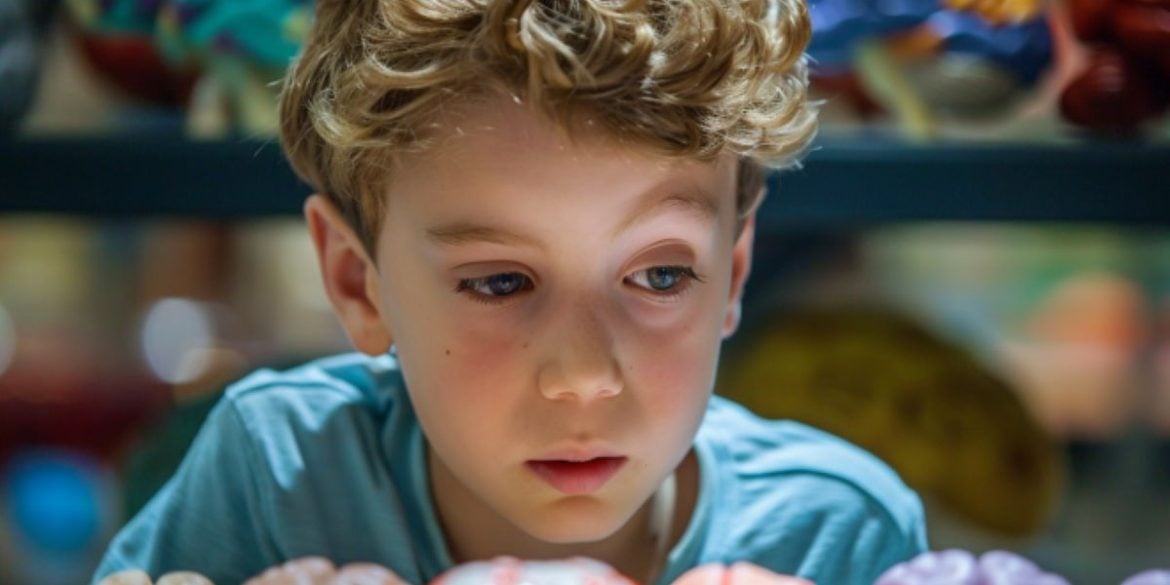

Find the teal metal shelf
[[2, 134, 1168, 226]]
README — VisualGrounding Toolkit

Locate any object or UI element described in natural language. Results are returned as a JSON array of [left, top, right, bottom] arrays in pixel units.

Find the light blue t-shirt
[[93, 353, 927, 585]]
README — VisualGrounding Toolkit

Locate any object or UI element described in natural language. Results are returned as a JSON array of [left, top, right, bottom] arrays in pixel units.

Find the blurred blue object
[[807, 0, 936, 71], [75, 0, 314, 69], [1, 448, 117, 585], [807, 0, 1051, 83], [928, 11, 1052, 85], [158, 0, 313, 69], [4, 450, 102, 554]]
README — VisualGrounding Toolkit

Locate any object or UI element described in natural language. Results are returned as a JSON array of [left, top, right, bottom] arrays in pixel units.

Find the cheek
[[637, 337, 717, 398], [445, 326, 525, 371], [411, 317, 532, 417], [623, 302, 722, 411], [384, 270, 525, 393]]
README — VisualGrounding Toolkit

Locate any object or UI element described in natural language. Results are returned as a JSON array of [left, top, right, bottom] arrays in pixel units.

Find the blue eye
[[628, 265, 701, 294], [457, 272, 532, 300], [648, 267, 683, 290]]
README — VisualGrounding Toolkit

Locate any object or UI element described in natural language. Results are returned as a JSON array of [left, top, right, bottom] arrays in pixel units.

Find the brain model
[[875, 550, 1070, 585], [93, 554, 1170, 585], [878, 550, 1170, 585], [1123, 571, 1170, 585], [99, 557, 812, 585], [432, 558, 637, 585]]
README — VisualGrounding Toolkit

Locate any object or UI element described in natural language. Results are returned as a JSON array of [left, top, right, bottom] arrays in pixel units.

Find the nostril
[[536, 360, 623, 401], [597, 385, 621, 398]]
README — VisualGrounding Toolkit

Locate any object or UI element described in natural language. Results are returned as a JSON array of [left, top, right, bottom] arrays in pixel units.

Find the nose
[[537, 302, 623, 402]]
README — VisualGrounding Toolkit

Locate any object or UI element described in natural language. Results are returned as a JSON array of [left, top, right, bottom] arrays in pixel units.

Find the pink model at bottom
[[100, 557, 812, 585], [670, 563, 813, 585]]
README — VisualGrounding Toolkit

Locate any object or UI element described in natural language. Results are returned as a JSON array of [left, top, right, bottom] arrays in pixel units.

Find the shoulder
[[90, 353, 420, 582], [703, 395, 923, 532], [208, 352, 411, 480], [699, 397, 926, 578], [221, 352, 406, 432]]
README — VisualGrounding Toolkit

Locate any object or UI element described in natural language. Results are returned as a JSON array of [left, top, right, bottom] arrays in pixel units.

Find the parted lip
[[525, 456, 628, 495], [529, 445, 625, 462]]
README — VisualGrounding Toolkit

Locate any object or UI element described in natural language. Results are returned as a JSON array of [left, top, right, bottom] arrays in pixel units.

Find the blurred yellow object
[[854, 41, 938, 141], [944, 0, 1048, 25], [718, 306, 1064, 538]]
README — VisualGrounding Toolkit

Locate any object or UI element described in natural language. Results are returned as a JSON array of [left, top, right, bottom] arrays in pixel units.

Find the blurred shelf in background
[[2, 135, 1168, 226]]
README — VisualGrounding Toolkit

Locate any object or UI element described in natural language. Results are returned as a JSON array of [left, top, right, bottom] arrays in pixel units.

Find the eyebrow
[[426, 222, 542, 248], [613, 187, 720, 235], [425, 186, 721, 248]]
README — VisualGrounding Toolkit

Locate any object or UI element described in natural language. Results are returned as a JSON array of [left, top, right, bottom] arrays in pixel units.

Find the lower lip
[[526, 457, 628, 494]]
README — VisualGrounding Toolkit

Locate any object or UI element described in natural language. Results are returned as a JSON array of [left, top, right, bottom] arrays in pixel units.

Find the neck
[[427, 446, 699, 583]]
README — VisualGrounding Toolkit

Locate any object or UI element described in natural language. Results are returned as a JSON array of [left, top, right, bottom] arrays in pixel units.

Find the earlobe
[[304, 195, 394, 355], [723, 301, 742, 338], [722, 214, 756, 338]]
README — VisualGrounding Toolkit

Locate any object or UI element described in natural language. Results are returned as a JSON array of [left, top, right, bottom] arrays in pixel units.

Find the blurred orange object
[[943, 0, 1048, 24]]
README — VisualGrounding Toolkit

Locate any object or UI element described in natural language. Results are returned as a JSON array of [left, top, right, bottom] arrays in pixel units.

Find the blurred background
[[0, 0, 1168, 583]]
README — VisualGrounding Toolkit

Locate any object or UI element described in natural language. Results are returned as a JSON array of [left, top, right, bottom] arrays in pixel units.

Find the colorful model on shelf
[[717, 306, 1064, 538], [66, 0, 311, 136], [947, 0, 1170, 134], [154, 0, 312, 136], [806, 0, 1053, 137], [66, 0, 200, 106]]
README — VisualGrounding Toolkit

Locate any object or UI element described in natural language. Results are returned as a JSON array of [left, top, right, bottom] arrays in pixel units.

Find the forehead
[[426, 93, 649, 164], [393, 92, 737, 202], [375, 93, 741, 262]]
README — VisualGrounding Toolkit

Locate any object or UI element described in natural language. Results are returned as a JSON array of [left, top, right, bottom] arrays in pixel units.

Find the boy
[[93, 0, 927, 583]]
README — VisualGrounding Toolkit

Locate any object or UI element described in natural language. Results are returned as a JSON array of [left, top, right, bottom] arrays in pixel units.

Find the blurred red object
[[811, 72, 886, 119], [0, 331, 171, 467], [1065, 0, 1112, 42], [1059, 0, 1170, 131], [73, 33, 199, 106], [1060, 49, 1167, 132]]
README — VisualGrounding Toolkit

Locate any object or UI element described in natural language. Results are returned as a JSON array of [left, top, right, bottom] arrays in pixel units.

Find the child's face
[[310, 94, 754, 546]]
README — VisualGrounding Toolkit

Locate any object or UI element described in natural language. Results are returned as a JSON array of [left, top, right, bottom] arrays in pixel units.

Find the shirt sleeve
[[787, 474, 928, 585], [90, 399, 281, 584]]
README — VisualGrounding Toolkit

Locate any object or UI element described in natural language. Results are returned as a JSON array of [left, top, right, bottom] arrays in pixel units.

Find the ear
[[722, 212, 756, 338], [304, 194, 394, 355]]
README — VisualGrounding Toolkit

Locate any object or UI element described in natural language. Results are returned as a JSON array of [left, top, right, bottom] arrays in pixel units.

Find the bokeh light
[[139, 297, 214, 384], [0, 448, 118, 585]]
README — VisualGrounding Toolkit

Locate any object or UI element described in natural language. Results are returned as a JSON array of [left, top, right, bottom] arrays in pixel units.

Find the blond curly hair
[[279, 0, 817, 255]]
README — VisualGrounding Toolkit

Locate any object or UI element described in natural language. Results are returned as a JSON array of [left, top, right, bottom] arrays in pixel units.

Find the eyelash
[[628, 265, 703, 302], [454, 266, 703, 305], [454, 273, 534, 306]]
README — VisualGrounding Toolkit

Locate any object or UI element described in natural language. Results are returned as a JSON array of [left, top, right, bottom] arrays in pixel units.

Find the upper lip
[[530, 444, 625, 462]]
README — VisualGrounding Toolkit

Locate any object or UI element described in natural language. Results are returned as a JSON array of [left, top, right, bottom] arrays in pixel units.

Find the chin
[[516, 503, 627, 544]]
